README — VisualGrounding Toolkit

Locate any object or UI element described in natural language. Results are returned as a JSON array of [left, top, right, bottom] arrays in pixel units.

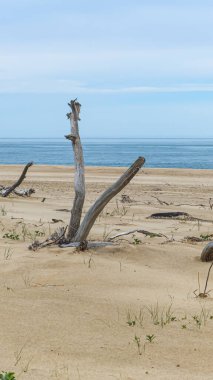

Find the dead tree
[[29, 99, 145, 250], [64, 99, 145, 244], [0, 162, 35, 197]]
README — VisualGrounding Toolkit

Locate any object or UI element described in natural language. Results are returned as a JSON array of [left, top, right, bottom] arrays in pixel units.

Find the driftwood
[[72, 156, 145, 243], [109, 229, 168, 240], [30, 99, 145, 251], [29, 227, 66, 251], [185, 234, 213, 243], [0, 162, 34, 197], [148, 212, 213, 223], [151, 196, 170, 206], [65, 99, 85, 241], [200, 242, 213, 262], [60, 241, 115, 249], [31, 156, 145, 250], [151, 196, 205, 208]]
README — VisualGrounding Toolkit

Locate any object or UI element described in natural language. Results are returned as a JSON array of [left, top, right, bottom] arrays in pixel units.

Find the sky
[[0, 0, 213, 138]]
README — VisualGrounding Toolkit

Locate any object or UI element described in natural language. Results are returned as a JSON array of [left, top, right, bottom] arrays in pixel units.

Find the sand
[[0, 165, 213, 379]]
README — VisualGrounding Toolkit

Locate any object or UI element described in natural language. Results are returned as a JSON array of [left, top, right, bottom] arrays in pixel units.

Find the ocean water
[[0, 138, 213, 169]]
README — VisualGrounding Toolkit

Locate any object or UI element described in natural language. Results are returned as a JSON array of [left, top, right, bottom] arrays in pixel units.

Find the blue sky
[[0, 0, 213, 138]]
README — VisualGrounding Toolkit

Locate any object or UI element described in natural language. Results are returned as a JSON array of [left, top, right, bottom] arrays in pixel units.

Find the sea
[[0, 138, 213, 169]]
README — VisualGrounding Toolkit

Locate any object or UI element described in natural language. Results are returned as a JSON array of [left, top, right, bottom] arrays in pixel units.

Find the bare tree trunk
[[0, 162, 33, 197], [72, 157, 145, 242], [65, 99, 85, 242], [28, 100, 145, 251]]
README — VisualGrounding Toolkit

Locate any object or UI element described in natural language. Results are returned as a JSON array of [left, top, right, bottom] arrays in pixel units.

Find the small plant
[[134, 335, 142, 355], [147, 301, 175, 327], [34, 230, 45, 237], [3, 231, 19, 240], [132, 235, 142, 245], [192, 315, 202, 328], [126, 311, 136, 326], [0, 373, 16, 380], [102, 224, 115, 241], [182, 324, 187, 329], [192, 307, 210, 329], [194, 263, 213, 298], [20, 223, 45, 242], [110, 200, 128, 217], [146, 334, 156, 343], [147, 302, 160, 325], [126, 308, 144, 327], [200, 234, 213, 241]]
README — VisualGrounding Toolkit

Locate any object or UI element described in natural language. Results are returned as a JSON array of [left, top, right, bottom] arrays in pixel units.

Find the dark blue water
[[0, 138, 213, 169]]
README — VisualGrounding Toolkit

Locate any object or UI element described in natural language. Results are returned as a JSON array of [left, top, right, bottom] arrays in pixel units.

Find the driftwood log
[[65, 99, 145, 244], [148, 211, 213, 223], [29, 99, 145, 251], [0, 162, 35, 197], [108, 229, 168, 241], [201, 242, 213, 262]]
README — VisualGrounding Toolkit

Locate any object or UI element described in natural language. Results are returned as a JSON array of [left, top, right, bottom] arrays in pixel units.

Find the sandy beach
[[0, 165, 213, 379]]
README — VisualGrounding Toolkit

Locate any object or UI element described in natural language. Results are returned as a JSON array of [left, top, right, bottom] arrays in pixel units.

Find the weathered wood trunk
[[72, 157, 145, 242], [28, 100, 145, 251], [0, 162, 34, 197], [201, 242, 213, 262], [65, 99, 85, 242]]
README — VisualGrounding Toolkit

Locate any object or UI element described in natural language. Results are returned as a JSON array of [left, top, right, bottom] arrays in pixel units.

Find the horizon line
[[0, 137, 213, 140]]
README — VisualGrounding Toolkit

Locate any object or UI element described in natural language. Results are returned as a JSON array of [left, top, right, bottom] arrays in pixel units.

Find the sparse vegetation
[[126, 309, 144, 327], [146, 334, 156, 343], [192, 307, 210, 329], [132, 235, 142, 245], [194, 263, 213, 298], [0, 372, 16, 380], [200, 233, 213, 241], [3, 231, 19, 240], [126, 311, 136, 327], [110, 200, 128, 217], [146, 302, 176, 327], [20, 223, 45, 242]]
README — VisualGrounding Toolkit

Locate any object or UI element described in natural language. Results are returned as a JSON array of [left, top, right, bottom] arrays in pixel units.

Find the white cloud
[[0, 46, 213, 93]]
